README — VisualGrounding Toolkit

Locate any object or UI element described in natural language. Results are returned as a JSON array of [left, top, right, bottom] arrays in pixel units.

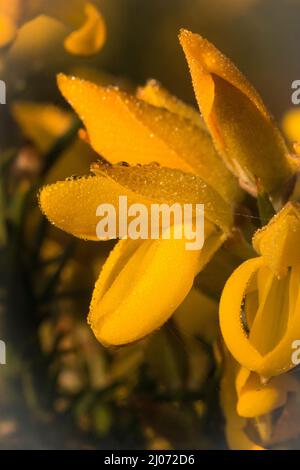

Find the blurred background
[[0, 0, 300, 449]]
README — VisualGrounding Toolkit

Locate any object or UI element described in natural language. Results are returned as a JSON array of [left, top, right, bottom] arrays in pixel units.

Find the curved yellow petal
[[39, 164, 232, 240], [57, 73, 241, 204], [237, 372, 287, 418], [221, 354, 264, 450], [88, 234, 202, 346], [179, 29, 294, 196], [64, 2, 106, 56], [282, 108, 300, 143], [220, 245, 300, 377], [0, 13, 17, 47], [257, 264, 300, 377], [219, 257, 264, 371], [235, 366, 251, 395], [248, 267, 290, 358]]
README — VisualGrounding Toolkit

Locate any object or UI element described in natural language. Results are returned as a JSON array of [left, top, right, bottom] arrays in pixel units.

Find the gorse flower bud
[[179, 29, 296, 199]]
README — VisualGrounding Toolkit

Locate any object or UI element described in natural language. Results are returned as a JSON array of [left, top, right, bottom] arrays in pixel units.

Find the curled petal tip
[[64, 2, 106, 56]]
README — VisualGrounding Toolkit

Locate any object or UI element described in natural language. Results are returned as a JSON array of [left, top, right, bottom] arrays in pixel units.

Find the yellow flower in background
[[38, 70, 237, 346], [221, 350, 300, 450], [179, 29, 296, 200], [62, 2, 106, 56], [11, 100, 105, 277], [0, 0, 106, 56], [235, 365, 299, 420], [282, 108, 300, 144], [12, 101, 97, 182], [221, 351, 265, 450], [0, 0, 20, 47], [220, 203, 300, 379]]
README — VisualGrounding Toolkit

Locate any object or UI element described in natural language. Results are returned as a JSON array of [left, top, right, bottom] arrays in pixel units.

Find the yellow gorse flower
[[220, 203, 300, 379], [38, 29, 297, 351], [0, 0, 106, 55], [34, 25, 300, 448], [39, 72, 236, 346]]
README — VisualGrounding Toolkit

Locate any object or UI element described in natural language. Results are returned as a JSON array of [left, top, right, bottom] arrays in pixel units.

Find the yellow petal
[[247, 267, 289, 357], [64, 2, 106, 56], [12, 101, 73, 153], [235, 366, 251, 395], [220, 257, 264, 371], [137, 79, 205, 128], [92, 163, 233, 233], [221, 354, 264, 450], [39, 174, 152, 241], [282, 108, 300, 142], [39, 164, 232, 240], [253, 202, 300, 277], [257, 263, 300, 377], [58, 74, 241, 203], [57, 74, 191, 172], [237, 371, 288, 418], [0, 13, 17, 47], [179, 29, 294, 196], [0, 0, 21, 20], [7, 15, 67, 66], [0, 0, 21, 46], [88, 234, 202, 346], [221, 259, 286, 377]]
